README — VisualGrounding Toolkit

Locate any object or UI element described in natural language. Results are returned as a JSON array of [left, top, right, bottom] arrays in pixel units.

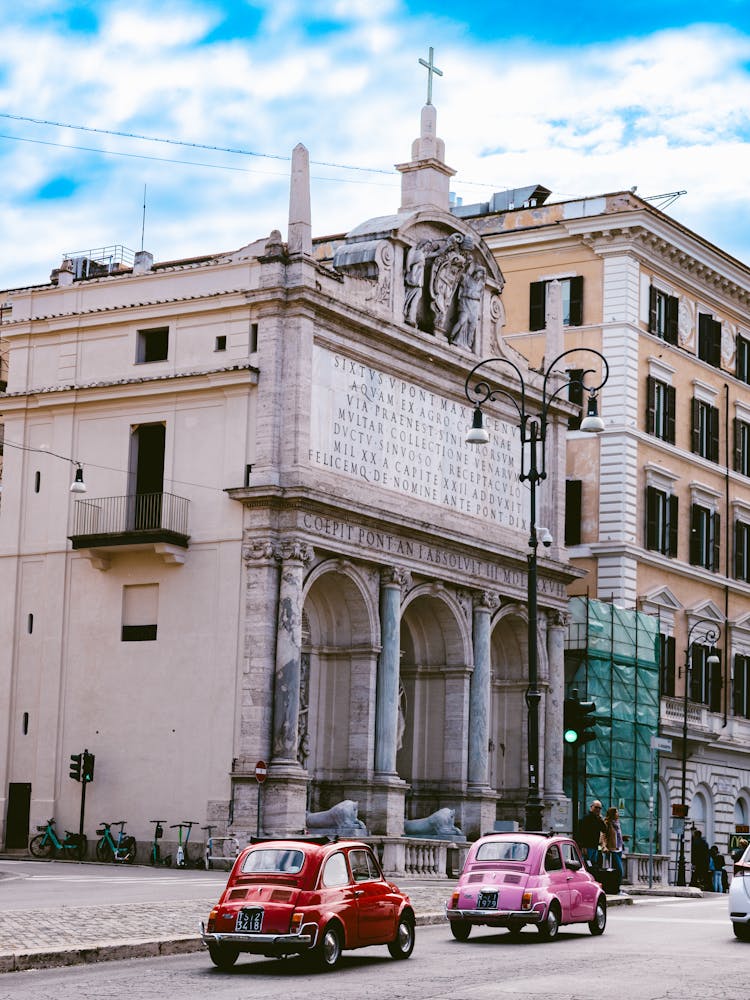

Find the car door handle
[[351, 889, 365, 897]]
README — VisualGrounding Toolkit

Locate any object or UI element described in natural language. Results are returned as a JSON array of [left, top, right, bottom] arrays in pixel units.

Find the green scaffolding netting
[[564, 597, 660, 854]]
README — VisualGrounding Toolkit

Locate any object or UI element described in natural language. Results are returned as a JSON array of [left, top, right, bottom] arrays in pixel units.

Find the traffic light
[[69, 753, 82, 782], [563, 690, 598, 747], [82, 751, 95, 783]]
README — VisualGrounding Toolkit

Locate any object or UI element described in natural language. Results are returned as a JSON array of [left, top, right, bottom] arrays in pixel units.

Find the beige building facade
[[461, 190, 750, 865], [0, 109, 580, 858]]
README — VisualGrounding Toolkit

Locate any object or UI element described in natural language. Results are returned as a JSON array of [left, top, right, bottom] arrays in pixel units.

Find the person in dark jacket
[[690, 828, 710, 890], [575, 800, 606, 864]]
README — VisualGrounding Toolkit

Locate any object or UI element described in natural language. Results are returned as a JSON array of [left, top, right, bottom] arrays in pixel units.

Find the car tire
[[314, 921, 343, 970], [29, 834, 53, 858], [733, 922, 750, 941], [388, 912, 415, 959], [588, 897, 607, 936], [208, 943, 239, 970], [537, 902, 561, 941], [449, 920, 472, 941]]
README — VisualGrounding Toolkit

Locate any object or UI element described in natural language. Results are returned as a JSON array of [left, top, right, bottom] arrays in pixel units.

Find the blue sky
[[1, 1, 750, 287]]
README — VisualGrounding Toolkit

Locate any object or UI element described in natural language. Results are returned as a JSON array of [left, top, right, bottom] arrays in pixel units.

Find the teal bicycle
[[95, 820, 137, 863], [29, 818, 86, 861]]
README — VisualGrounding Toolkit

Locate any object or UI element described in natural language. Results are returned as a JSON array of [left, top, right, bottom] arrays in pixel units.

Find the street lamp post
[[465, 349, 609, 832], [676, 619, 721, 886]]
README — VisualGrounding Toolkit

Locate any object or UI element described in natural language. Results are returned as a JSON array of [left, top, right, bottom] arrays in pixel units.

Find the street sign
[[651, 736, 673, 752], [255, 760, 268, 784]]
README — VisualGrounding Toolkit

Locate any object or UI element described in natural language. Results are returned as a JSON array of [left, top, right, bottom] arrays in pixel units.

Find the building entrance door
[[5, 782, 32, 849]]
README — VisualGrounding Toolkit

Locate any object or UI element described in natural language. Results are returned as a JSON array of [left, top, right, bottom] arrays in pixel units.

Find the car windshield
[[475, 841, 530, 863], [241, 848, 305, 874]]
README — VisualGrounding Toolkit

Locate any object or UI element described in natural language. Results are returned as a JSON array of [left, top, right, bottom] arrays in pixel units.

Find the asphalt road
[[0, 895, 741, 1000]]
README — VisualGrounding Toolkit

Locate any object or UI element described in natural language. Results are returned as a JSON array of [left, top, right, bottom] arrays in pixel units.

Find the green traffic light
[[564, 728, 579, 744]]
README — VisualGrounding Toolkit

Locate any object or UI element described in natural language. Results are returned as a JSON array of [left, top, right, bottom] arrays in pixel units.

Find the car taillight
[[290, 912, 303, 933], [521, 891, 533, 910], [450, 891, 460, 909], [207, 907, 219, 932]]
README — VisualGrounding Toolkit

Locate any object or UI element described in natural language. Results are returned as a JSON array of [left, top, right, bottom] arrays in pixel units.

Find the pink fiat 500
[[446, 833, 607, 941]]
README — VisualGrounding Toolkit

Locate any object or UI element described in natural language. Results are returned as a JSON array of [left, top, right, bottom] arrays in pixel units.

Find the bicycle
[[148, 819, 172, 866], [171, 820, 198, 868], [202, 825, 241, 870], [95, 820, 137, 863], [29, 819, 86, 861]]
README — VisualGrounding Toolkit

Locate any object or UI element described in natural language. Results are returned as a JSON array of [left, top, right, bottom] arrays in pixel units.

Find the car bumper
[[445, 906, 543, 926], [200, 920, 317, 955]]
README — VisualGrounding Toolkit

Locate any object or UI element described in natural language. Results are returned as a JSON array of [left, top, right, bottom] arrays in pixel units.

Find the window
[[734, 655, 750, 719], [565, 480, 582, 546], [242, 848, 304, 874], [735, 521, 750, 581], [737, 335, 750, 385], [529, 276, 583, 331], [690, 644, 722, 711], [646, 377, 676, 443], [691, 399, 719, 462], [321, 852, 350, 888], [734, 419, 750, 476], [690, 504, 720, 571], [544, 845, 563, 872], [645, 486, 678, 557], [648, 287, 679, 344], [660, 634, 676, 697], [121, 583, 158, 642], [136, 326, 169, 363], [215, 335, 227, 351], [348, 849, 381, 882], [561, 841, 584, 870], [697, 313, 721, 368]]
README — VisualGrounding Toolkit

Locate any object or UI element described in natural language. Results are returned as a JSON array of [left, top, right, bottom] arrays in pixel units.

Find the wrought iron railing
[[71, 492, 189, 538]]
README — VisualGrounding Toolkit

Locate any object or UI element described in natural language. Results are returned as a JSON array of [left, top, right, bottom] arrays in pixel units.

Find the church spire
[[396, 47, 456, 213]]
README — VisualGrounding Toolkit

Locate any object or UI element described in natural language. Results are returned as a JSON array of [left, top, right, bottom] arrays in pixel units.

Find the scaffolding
[[565, 596, 660, 854]]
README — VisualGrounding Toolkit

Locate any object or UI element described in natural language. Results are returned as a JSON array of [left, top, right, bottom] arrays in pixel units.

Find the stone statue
[[403, 239, 440, 326], [306, 800, 368, 836], [404, 807, 464, 840], [450, 263, 485, 350], [430, 233, 465, 335]]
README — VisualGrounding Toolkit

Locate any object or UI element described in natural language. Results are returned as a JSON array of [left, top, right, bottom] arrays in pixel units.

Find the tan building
[[460, 189, 750, 866], [0, 108, 583, 863]]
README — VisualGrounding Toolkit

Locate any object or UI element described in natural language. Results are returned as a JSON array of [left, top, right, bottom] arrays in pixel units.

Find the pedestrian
[[709, 845, 726, 892], [575, 800, 606, 865], [599, 806, 624, 891], [690, 828, 711, 890]]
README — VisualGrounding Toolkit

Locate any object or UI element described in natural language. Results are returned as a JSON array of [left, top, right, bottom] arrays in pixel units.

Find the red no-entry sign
[[255, 760, 268, 784]]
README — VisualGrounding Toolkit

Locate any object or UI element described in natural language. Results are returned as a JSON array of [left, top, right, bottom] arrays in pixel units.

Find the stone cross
[[419, 46, 443, 106]]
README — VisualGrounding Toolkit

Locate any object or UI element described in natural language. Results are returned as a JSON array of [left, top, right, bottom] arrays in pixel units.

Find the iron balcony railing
[[70, 492, 189, 540]]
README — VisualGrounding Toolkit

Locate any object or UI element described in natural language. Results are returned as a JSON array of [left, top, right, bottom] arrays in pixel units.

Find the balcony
[[69, 492, 190, 569]]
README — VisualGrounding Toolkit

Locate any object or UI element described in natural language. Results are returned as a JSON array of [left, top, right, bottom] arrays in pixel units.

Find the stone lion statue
[[404, 807, 464, 840], [306, 799, 368, 836]]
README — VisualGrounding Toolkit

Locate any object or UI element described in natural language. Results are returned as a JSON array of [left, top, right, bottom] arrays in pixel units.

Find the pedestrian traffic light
[[563, 691, 598, 747], [69, 753, 82, 782], [82, 751, 95, 783]]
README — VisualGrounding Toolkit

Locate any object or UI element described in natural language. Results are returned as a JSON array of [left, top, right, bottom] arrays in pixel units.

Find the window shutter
[[736, 337, 746, 382], [709, 405, 720, 463], [667, 385, 676, 444], [735, 521, 745, 580], [689, 504, 700, 565], [698, 313, 709, 360], [568, 276, 584, 326], [711, 319, 722, 367], [646, 486, 658, 550], [690, 647, 702, 702], [668, 494, 679, 556], [666, 295, 679, 345], [734, 417, 742, 473], [648, 286, 657, 334], [709, 656, 722, 713], [735, 656, 747, 717], [712, 511, 721, 571], [691, 398, 700, 454], [529, 282, 546, 331], [646, 376, 656, 435], [565, 480, 583, 546]]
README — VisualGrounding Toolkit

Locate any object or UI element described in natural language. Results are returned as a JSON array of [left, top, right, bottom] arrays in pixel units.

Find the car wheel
[[208, 943, 239, 970], [588, 897, 607, 936], [537, 902, 561, 941], [314, 922, 343, 970], [449, 920, 472, 942], [733, 922, 750, 941], [388, 913, 415, 959]]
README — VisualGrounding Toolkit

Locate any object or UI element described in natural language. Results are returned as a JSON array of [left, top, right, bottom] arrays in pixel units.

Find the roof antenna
[[140, 184, 147, 251]]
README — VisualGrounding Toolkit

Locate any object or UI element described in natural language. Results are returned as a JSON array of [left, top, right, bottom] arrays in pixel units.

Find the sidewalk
[[0, 874, 634, 974]]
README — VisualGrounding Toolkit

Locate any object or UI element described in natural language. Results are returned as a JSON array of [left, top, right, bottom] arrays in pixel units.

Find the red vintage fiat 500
[[446, 832, 607, 941], [201, 838, 415, 970]]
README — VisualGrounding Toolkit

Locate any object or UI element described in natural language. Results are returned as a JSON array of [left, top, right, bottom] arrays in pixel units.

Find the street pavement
[[0, 856, 644, 974]]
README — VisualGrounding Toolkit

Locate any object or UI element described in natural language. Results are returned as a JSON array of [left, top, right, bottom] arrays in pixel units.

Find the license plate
[[477, 891, 498, 909], [235, 907, 263, 932]]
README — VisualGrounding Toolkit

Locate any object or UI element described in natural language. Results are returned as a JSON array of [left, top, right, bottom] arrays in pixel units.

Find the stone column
[[375, 566, 410, 775], [369, 566, 410, 836], [468, 591, 500, 788], [545, 609, 570, 832]]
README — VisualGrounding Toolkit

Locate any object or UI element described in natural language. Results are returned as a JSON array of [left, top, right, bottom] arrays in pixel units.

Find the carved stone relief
[[678, 297, 694, 348]]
